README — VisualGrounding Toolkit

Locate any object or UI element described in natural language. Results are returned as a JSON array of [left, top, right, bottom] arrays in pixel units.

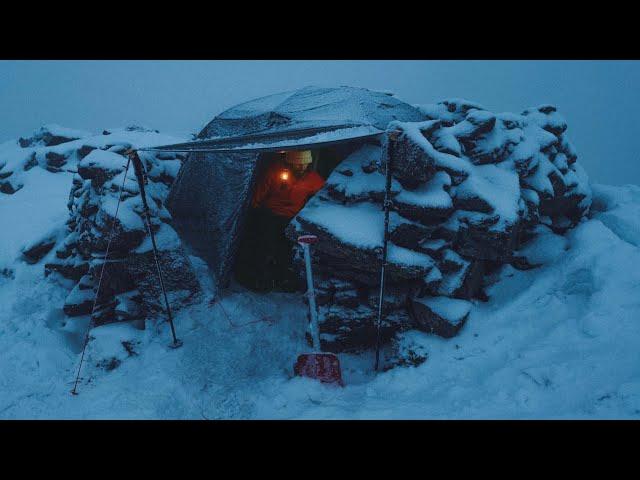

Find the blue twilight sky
[[1, 60, 638, 185]]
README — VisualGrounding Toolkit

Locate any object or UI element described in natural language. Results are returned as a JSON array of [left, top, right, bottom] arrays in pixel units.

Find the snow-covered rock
[[410, 296, 472, 338], [21, 227, 61, 264], [63, 282, 95, 317], [77, 150, 126, 187], [50, 146, 200, 325], [289, 99, 591, 352], [0, 125, 202, 328]]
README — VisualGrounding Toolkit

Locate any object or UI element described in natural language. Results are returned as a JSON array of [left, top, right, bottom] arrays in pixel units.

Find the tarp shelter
[[157, 86, 427, 294]]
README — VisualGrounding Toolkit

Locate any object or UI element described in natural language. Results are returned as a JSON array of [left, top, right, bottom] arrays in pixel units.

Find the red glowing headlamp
[[280, 170, 290, 181]]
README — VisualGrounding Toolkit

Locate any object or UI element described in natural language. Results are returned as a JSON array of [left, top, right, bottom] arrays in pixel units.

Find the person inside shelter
[[234, 150, 325, 292]]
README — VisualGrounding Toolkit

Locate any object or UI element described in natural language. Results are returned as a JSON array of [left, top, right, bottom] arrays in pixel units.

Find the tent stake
[[128, 150, 182, 349]]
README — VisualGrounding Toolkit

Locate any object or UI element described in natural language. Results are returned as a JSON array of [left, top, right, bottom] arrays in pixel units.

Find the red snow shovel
[[293, 235, 343, 386]]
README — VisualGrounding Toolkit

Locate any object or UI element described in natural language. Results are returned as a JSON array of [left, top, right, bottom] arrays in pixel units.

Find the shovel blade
[[294, 353, 343, 386]]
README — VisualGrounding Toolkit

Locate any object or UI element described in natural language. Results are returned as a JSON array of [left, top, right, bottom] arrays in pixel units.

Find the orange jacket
[[252, 161, 325, 218]]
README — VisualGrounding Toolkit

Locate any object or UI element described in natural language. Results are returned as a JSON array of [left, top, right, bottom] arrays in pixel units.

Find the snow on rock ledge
[[410, 296, 472, 338]]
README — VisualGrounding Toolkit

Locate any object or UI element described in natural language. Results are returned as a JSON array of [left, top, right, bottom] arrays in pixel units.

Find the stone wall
[[288, 100, 592, 352]]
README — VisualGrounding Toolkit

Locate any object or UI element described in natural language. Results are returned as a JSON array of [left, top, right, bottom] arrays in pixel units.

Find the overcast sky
[[1, 60, 638, 185]]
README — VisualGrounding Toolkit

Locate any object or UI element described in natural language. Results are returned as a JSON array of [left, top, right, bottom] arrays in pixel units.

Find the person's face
[[291, 163, 309, 177]]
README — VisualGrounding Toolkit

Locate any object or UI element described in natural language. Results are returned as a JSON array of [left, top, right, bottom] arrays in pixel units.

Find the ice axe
[[293, 234, 343, 386]]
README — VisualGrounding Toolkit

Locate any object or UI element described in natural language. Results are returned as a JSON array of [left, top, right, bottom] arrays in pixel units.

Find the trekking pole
[[127, 150, 182, 349], [374, 130, 399, 371]]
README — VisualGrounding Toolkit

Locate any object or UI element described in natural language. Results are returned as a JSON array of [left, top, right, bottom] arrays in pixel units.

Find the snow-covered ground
[[1, 149, 640, 418]]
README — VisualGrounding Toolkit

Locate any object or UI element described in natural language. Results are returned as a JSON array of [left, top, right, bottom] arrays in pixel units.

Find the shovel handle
[[301, 241, 321, 351]]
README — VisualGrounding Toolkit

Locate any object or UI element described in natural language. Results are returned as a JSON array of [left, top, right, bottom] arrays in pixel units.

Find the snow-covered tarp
[[165, 150, 262, 293], [198, 86, 427, 140]]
